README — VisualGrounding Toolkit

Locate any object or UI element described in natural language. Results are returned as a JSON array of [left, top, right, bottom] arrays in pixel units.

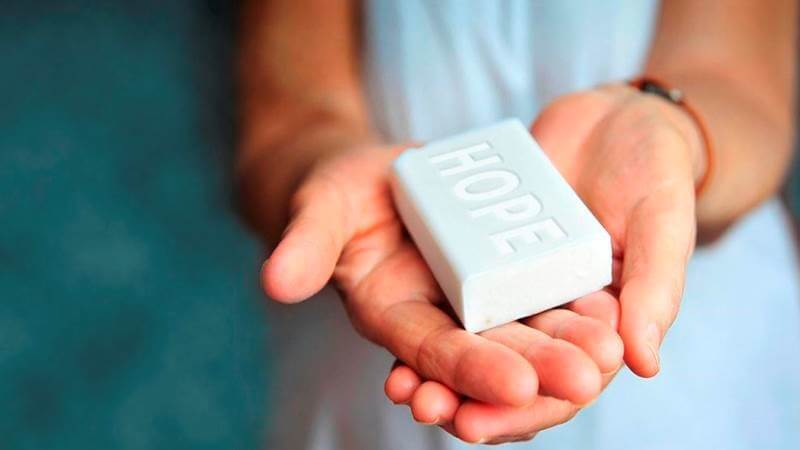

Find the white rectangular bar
[[390, 119, 612, 333]]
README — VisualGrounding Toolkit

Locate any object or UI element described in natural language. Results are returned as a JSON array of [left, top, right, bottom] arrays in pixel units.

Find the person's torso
[[270, 3, 800, 448], [362, 0, 659, 141]]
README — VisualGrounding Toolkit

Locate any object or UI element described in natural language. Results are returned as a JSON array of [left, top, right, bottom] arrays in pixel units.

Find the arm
[[610, 0, 798, 374], [648, 0, 797, 236], [384, 0, 798, 443], [237, 0, 374, 242]]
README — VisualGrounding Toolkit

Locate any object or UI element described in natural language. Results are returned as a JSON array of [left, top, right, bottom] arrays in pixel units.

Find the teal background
[[0, 1, 271, 449]]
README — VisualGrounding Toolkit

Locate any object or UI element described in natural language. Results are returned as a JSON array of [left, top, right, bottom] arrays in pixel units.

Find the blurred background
[[1, 1, 798, 449], [1, 1, 269, 448]]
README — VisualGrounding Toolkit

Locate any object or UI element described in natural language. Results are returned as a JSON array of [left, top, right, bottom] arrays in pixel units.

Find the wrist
[[627, 77, 713, 196], [237, 118, 379, 241], [667, 101, 707, 189]]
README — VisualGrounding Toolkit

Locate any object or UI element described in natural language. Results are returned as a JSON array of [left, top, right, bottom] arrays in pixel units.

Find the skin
[[238, 0, 796, 444]]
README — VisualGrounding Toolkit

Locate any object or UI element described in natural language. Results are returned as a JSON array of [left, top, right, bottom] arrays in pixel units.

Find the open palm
[[263, 132, 625, 442], [384, 85, 702, 443]]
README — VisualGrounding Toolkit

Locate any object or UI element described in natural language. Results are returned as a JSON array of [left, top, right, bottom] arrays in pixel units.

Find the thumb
[[618, 189, 696, 377], [262, 174, 351, 303]]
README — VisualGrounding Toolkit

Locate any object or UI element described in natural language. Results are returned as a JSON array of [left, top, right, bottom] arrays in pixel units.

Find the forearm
[[645, 0, 797, 236], [236, 0, 373, 242], [647, 72, 795, 235]]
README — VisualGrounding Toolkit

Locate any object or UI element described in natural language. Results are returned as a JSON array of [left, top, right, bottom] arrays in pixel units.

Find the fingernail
[[418, 416, 440, 426], [645, 323, 661, 369]]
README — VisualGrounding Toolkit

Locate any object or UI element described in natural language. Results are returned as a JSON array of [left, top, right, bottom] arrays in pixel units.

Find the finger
[[351, 244, 539, 407], [453, 397, 577, 444], [409, 381, 460, 425], [565, 289, 621, 330], [480, 322, 601, 405], [384, 362, 421, 404], [391, 365, 614, 445], [619, 191, 695, 377], [261, 175, 350, 303], [524, 307, 623, 374], [376, 301, 539, 407]]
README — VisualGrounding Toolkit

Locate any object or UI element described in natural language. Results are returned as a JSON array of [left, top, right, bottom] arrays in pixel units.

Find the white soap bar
[[390, 119, 611, 333]]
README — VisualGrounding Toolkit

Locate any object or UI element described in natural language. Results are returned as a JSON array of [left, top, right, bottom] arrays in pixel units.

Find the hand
[[384, 84, 704, 443], [385, 290, 622, 444], [261, 141, 623, 429], [535, 84, 702, 375]]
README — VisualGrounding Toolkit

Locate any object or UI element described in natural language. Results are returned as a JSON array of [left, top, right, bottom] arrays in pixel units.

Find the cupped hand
[[262, 141, 622, 413], [386, 290, 623, 444], [385, 84, 704, 443], [534, 84, 702, 376]]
